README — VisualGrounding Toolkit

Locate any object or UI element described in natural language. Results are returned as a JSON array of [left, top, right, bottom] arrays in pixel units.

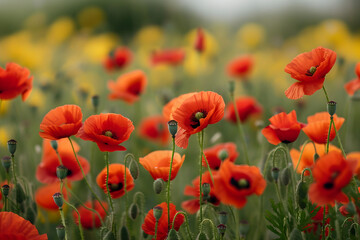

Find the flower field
[[1, 2, 360, 240]]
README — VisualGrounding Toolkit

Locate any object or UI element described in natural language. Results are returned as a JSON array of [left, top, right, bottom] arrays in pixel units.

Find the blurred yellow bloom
[[72, 73, 97, 105], [46, 17, 75, 45], [0, 100, 10, 116], [26, 89, 45, 110], [77, 6, 105, 30], [185, 28, 218, 58], [149, 65, 174, 87], [184, 49, 213, 76], [236, 23, 265, 50], [37, 206, 68, 223], [82, 33, 119, 63], [0, 127, 10, 147], [134, 25, 164, 48]]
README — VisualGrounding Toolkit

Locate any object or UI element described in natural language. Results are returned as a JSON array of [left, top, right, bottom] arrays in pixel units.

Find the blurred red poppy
[[171, 91, 225, 148], [108, 70, 147, 104], [0, 212, 48, 240], [302, 112, 344, 144], [202, 142, 238, 170], [35, 182, 68, 211], [151, 49, 185, 66], [96, 163, 134, 199], [138, 115, 170, 145], [76, 113, 134, 152], [284, 47, 336, 99], [344, 63, 360, 96], [308, 151, 355, 206], [226, 55, 253, 79], [142, 202, 184, 240], [182, 171, 220, 214], [225, 96, 262, 123], [346, 152, 360, 178], [0, 62, 33, 101], [73, 200, 108, 229], [39, 105, 83, 140], [194, 28, 205, 52], [139, 150, 185, 181], [103, 47, 132, 71], [261, 110, 305, 145], [36, 139, 90, 183], [214, 160, 266, 208]]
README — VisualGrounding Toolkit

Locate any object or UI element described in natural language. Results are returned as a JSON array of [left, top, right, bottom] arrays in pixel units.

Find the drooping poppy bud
[[280, 166, 291, 186], [153, 178, 164, 194], [271, 167, 280, 182], [296, 181, 308, 209], [168, 228, 180, 240], [129, 160, 139, 180], [129, 203, 139, 220], [1, 156, 11, 172]]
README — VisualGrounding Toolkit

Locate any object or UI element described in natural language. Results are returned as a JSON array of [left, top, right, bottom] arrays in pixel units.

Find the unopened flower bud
[[280, 166, 291, 186], [53, 192, 63, 209], [15, 183, 26, 204], [167, 120, 178, 138], [7, 139, 17, 155], [271, 167, 280, 182], [129, 203, 139, 220], [129, 160, 139, 180], [202, 183, 211, 201], [296, 181, 308, 209], [218, 149, 229, 161], [218, 211, 228, 225], [2, 184, 9, 197], [217, 224, 226, 236], [51, 140, 58, 151], [56, 225, 65, 240], [194, 28, 205, 53], [239, 220, 249, 237], [167, 228, 180, 240], [153, 206, 163, 221], [92, 95, 99, 109], [1, 156, 11, 172], [313, 153, 319, 162], [327, 101, 336, 116], [119, 226, 129, 240], [56, 165, 68, 180], [153, 178, 164, 194]]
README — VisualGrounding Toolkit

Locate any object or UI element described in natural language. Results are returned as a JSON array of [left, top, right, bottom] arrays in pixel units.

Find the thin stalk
[[334, 203, 341, 240], [275, 182, 285, 212], [68, 137, 108, 215], [104, 152, 114, 212], [154, 221, 159, 240], [295, 140, 311, 172], [11, 154, 17, 185], [332, 119, 346, 157], [3, 196, 7, 211], [172, 211, 193, 240], [167, 137, 176, 231], [62, 197, 84, 240], [325, 117, 333, 153], [124, 154, 133, 227], [59, 207, 68, 240], [202, 153, 215, 184], [322, 86, 330, 103], [321, 207, 326, 239], [197, 131, 204, 223]]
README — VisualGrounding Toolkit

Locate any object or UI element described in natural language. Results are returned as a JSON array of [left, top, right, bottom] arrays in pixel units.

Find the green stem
[[124, 154, 134, 227], [295, 140, 311, 172], [167, 137, 176, 231], [197, 131, 204, 223], [326, 117, 333, 153], [3, 196, 7, 212], [172, 211, 193, 240], [322, 86, 330, 103], [321, 207, 326, 239], [104, 152, 114, 212], [202, 153, 215, 184], [68, 137, 108, 215], [154, 220, 159, 240], [332, 119, 346, 157], [275, 182, 285, 212], [199, 218, 216, 239], [11, 154, 17, 185], [59, 208, 68, 240], [334, 203, 341, 240], [62, 198, 84, 240]]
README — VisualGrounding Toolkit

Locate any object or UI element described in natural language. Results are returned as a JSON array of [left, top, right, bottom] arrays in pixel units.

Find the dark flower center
[[190, 110, 208, 129], [230, 177, 250, 190], [103, 130, 117, 139], [323, 182, 334, 189], [305, 66, 318, 76], [109, 183, 123, 192], [67, 169, 72, 177]]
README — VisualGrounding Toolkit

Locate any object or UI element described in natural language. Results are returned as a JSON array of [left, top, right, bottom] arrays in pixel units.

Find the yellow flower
[[149, 65, 174, 87], [77, 6, 105, 30], [82, 33, 119, 63], [26, 89, 45, 110], [183, 49, 213, 76], [134, 25, 164, 48], [185, 28, 218, 58], [236, 23, 265, 50], [0, 101, 10, 116], [0, 127, 10, 147], [46, 17, 75, 45]]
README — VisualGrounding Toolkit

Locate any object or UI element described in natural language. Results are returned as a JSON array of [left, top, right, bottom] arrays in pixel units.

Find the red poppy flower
[[36, 139, 90, 183], [96, 163, 134, 199], [202, 142, 238, 170], [0, 62, 33, 101], [0, 212, 48, 240], [103, 47, 132, 72], [290, 143, 341, 175], [302, 112, 345, 144], [344, 63, 360, 96], [76, 113, 134, 152], [225, 96, 262, 123], [108, 70, 147, 104], [194, 28, 205, 52], [308, 151, 356, 206], [35, 182, 68, 211], [346, 152, 360, 178], [73, 200, 108, 229], [151, 49, 185, 66], [214, 160, 266, 208], [138, 115, 170, 145], [139, 150, 185, 181], [142, 202, 184, 240], [226, 55, 253, 79], [171, 91, 225, 148], [284, 47, 336, 99], [182, 171, 220, 214], [39, 105, 83, 140], [261, 110, 305, 145], [162, 92, 196, 122]]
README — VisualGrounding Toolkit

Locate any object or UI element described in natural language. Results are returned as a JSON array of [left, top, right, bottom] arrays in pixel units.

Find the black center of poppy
[[208, 195, 220, 205], [127, 81, 141, 95], [67, 169, 72, 177], [109, 183, 123, 192], [230, 177, 250, 190], [190, 110, 208, 129], [323, 182, 334, 189], [305, 66, 318, 76]]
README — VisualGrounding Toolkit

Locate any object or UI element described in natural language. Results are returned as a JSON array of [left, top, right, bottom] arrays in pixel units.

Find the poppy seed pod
[[271, 167, 280, 182], [56, 225, 65, 240], [327, 101, 336, 116], [2, 184, 10, 197], [167, 228, 180, 240], [129, 203, 139, 220], [153, 206, 163, 221], [129, 160, 139, 180], [7, 139, 17, 155], [218, 149, 229, 161], [52, 192, 63, 209], [153, 178, 164, 194], [167, 120, 178, 138], [217, 224, 226, 236], [239, 220, 249, 237], [1, 156, 11, 172], [56, 165, 68, 180], [218, 211, 228, 225], [50, 140, 58, 151], [296, 181, 308, 209], [280, 166, 291, 186]]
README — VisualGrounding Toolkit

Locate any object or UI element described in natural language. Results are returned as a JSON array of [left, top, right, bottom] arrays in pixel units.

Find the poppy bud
[[202, 183, 211, 201], [56, 165, 68, 180], [153, 206, 163, 221], [167, 120, 178, 138], [229, 81, 235, 94], [196, 232, 209, 240], [271, 167, 280, 182], [119, 226, 129, 240], [289, 228, 302, 240], [239, 220, 249, 237], [153, 178, 164, 194], [280, 166, 291, 186], [217, 224, 226, 236], [296, 181, 308, 209], [7, 139, 17, 155], [50, 140, 58, 151], [313, 153, 319, 162], [53, 192, 63, 209], [218, 211, 228, 225], [129, 160, 139, 180], [168, 228, 180, 240], [1, 156, 11, 172], [194, 28, 205, 53], [142, 231, 148, 239], [345, 202, 356, 216], [2, 184, 9, 197], [15, 183, 26, 204], [327, 101, 336, 116], [218, 149, 229, 161], [129, 203, 139, 220], [92, 95, 100, 109], [56, 225, 65, 240]]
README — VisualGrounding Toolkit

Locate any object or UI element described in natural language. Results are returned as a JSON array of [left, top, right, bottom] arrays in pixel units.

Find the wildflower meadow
[[1, 1, 360, 240]]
